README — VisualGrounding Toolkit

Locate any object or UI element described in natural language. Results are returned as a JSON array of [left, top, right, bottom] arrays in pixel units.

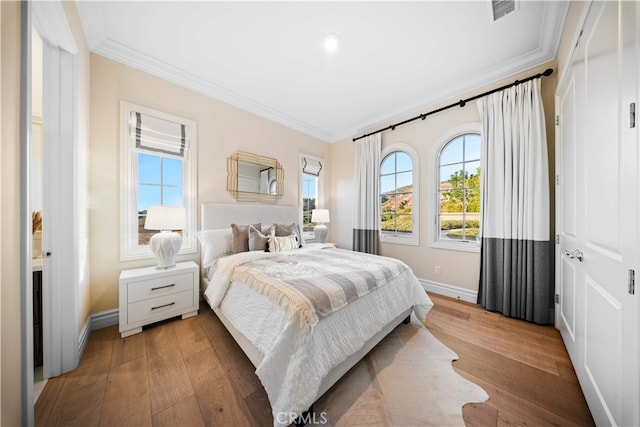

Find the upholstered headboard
[[200, 203, 299, 230]]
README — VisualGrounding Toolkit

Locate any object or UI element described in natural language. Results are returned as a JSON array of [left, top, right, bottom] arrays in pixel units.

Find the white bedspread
[[204, 244, 433, 426]]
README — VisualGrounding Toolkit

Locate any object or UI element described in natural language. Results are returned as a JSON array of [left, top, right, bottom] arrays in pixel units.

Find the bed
[[198, 203, 433, 426]]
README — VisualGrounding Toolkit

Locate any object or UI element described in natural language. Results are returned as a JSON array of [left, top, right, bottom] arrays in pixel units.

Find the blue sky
[[440, 134, 481, 184], [302, 174, 317, 203], [440, 134, 481, 165], [137, 153, 183, 212], [381, 152, 413, 193]]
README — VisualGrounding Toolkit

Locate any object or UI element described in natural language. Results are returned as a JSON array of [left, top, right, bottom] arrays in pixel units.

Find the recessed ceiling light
[[323, 33, 340, 53]]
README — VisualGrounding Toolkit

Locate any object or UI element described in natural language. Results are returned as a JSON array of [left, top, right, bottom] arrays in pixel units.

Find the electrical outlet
[[434, 266, 442, 275]]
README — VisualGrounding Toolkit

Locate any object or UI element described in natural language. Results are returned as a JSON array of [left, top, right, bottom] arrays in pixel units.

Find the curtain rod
[[352, 68, 554, 142]]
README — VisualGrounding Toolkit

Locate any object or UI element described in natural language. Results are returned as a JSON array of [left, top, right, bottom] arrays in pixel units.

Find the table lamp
[[311, 209, 330, 243], [144, 205, 185, 269]]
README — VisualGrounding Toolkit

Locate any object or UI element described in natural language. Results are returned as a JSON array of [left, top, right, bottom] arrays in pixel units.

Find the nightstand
[[119, 261, 199, 338]]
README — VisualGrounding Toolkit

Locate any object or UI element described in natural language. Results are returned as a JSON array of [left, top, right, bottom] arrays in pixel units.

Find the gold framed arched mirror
[[227, 151, 284, 203]]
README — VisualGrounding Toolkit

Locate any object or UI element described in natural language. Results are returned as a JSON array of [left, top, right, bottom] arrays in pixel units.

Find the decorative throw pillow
[[268, 234, 300, 252], [196, 228, 233, 268], [248, 224, 271, 251], [230, 223, 261, 254], [274, 223, 303, 248]]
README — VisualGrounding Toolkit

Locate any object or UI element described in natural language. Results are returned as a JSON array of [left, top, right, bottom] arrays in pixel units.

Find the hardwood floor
[[35, 293, 594, 426], [425, 294, 594, 427]]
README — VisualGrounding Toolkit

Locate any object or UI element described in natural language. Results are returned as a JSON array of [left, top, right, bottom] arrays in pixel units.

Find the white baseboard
[[77, 309, 119, 361], [418, 278, 478, 304], [91, 309, 119, 330], [78, 319, 90, 357]]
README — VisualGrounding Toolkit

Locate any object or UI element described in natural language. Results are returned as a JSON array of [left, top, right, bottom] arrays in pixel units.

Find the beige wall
[[1, 2, 23, 425], [330, 62, 557, 294], [89, 55, 331, 313]]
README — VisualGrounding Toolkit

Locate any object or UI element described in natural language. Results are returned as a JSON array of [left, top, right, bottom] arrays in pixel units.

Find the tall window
[[380, 144, 419, 245], [302, 174, 317, 232], [300, 155, 323, 240], [121, 102, 197, 260], [137, 154, 184, 245], [438, 132, 481, 244]]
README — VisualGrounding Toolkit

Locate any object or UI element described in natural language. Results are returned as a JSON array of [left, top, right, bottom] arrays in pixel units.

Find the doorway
[[31, 25, 45, 404], [22, 2, 82, 424]]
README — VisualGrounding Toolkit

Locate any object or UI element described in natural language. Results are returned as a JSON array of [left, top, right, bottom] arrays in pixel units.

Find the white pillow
[[196, 228, 233, 269], [274, 223, 303, 248], [268, 234, 299, 252]]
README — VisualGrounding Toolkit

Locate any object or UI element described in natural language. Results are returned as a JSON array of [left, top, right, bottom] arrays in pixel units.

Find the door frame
[[21, 1, 79, 424], [554, 0, 591, 331], [20, 3, 34, 425]]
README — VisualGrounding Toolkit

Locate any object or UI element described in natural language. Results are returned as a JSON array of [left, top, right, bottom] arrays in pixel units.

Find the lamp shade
[[311, 209, 330, 224], [144, 205, 185, 231]]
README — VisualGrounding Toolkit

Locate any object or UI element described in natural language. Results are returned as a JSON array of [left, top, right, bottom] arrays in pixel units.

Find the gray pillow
[[248, 225, 271, 251], [274, 223, 303, 248], [230, 223, 261, 254]]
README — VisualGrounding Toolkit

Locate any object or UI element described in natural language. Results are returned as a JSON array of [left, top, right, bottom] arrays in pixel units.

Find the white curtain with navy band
[[477, 79, 552, 324], [353, 134, 381, 254]]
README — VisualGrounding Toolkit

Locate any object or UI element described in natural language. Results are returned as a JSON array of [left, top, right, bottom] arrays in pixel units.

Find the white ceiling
[[76, 1, 569, 143]]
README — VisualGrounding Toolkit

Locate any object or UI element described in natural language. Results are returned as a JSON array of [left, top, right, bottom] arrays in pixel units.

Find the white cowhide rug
[[314, 318, 489, 426]]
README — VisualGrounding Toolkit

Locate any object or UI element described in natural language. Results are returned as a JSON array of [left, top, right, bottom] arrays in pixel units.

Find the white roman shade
[[302, 158, 322, 176], [129, 111, 191, 159]]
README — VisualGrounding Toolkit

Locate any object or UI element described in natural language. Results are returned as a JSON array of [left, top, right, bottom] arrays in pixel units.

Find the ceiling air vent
[[491, 0, 516, 22]]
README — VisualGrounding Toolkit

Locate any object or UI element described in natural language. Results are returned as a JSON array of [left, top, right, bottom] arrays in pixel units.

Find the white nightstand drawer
[[119, 261, 199, 338], [127, 289, 194, 324], [127, 271, 194, 303]]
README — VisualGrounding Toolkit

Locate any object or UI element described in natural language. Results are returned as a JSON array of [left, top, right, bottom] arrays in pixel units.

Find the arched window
[[435, 130, 481, 249], [380, 143, 419, 245]]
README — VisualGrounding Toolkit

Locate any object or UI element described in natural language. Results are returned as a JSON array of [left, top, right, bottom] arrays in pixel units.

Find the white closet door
[[556, 1, 639, 425]]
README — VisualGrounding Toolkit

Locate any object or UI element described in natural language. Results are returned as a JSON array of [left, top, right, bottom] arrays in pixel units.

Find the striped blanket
[[204, 243, 432, 426], [206, 244, 412, 328]]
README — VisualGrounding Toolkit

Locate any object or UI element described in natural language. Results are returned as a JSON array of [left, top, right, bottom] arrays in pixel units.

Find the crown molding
[[325, 2, 569, 143], [92, 38, 334, 143], [87, 1, 568, 146], [339, 40, 559, 144]]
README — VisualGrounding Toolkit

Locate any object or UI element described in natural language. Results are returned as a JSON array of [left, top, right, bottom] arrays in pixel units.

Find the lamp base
[[149, 231, 182, 269], [314, 223, 328, 243]]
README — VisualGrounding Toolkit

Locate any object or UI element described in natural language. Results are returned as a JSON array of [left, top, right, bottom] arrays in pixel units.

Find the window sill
[[302, 233, 317, 244], [121, 246, 197, 262], [429, 239, 480, 253], [380, 235, 419, 246]]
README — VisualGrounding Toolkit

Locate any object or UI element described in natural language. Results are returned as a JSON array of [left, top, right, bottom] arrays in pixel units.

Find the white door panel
[[557, 2, 585, 366], [559, 258, 576, 342], [559, 75, 577, 239], [583, 2, 621, 257], [584, 276, 622, 423], [556, 1, 638, 426]]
